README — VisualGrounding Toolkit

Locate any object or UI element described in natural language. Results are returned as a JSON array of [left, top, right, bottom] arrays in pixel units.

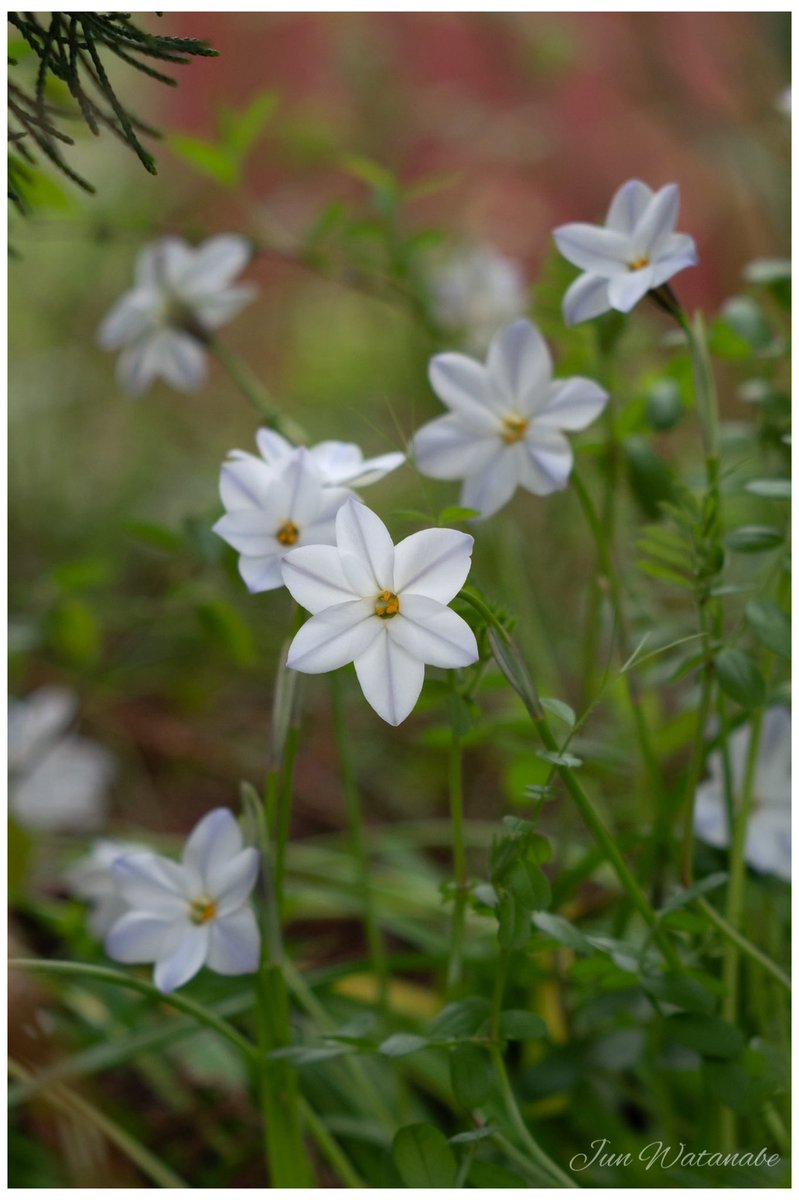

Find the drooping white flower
[[428, 244, 528, 352], [281, 498, 478, 725], [553, 180, 698, 326], [214, 447, 351, 593], [9, 686, 116, 833], [106, 808, 261, 993], [98, 235, 257, 395], [412, 319, 608, 519], [221, 429, 404, 513], [67, 839, 148, 938], [694, 707, 790, 882]]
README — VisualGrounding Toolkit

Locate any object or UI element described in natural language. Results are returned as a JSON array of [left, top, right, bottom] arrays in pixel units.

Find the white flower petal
[[649, 249, 698, 289], [9, 686, 77, 771], [238, 554, 285, 593], [154, 924, 210, 992], [631, 183, 680, 259], [354, 629, 425, 725], [552, 224, 630, 276], [413, 415, 500, 481], [255, 428, 294, 466], [219, 454, 275, 511], [562, 273, 611, 326], [213, 848, 260, 914], [11, 737, 113, 833], [313, 444, 405, 487], [605, 179, 654, 235], [520, 429, 574, 494], [281, 449, 327, 525], [281, 545, 361, 613], [207, 907, 261, 975], [174, 234, 253, 297], [428, 353, 498, 420], [213, 509, 279, 557], [183, 808, 243, 891], [390, 595, 478, 668], [135, 238, 193, 289], [607, 268, 655, 313], [106, 912, 180, 963], [287, 601, 380, 673], [535, 377, 609, 431], [745, 810, 790, 882], [393, 528, 474, 604], [335, 499, 395, 591], [486, 320, 552, 412], [694, 781, 729, 851], [156, 331, 208, 392], [97, 289, 159, 349], [112, 853, 190, 915], [460, 445, 521, 519], [116, 337, 161, 397], [192, 283, 257, 330]]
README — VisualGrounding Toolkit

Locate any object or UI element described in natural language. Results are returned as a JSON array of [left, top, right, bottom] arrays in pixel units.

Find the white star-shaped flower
[[67, 838, 148, 938], [553, 180, 698, 326], [694, 707, 790, 882], [213, 447, 351, 593], [98, 235, 257, 395], [9, 686, 116, 833], [281, 498, 479, 725], [429, 243, 528, 352], [106, 808, 261, 993], [220, 429, 404, 514], [412, 319, 608, 519]]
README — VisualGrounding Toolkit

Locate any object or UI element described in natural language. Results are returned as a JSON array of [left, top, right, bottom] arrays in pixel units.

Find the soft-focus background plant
[[9, 11, 790, 1189]]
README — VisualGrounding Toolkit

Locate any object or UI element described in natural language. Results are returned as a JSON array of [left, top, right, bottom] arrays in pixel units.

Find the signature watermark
[[570, 1138, 781, 1173]]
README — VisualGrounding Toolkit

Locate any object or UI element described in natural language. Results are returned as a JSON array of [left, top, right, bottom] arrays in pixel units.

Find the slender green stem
[[208, 336, 306, 443], [490, 1048, 578, 1188], [331, 672, 389, 1013], [490, 949, 511, 1039], [720, 709, 765, 1150], [445, 697, 467, 997], [9, 1057, 189, 1188], [680, 614, 714, 887], [300, 1098, 365, 1188], [694, 898, 789, 992], [9, 958, 257, 1061]]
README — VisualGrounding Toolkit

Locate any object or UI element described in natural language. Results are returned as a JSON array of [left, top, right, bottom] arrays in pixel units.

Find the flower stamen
[[277, 520, 300, 546], [189, 896, 218, 925], [628, 256, 651, 271], [501, 415, 529, 444], [374, 590, 400, 619]]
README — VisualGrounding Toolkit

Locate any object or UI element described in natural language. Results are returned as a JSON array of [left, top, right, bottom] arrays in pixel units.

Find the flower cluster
[[70, 809, 261, 992]]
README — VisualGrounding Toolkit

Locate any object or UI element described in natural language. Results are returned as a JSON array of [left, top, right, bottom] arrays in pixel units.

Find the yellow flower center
[[374, 590, 400, 619], [189, 896, 218, 925], [628, 256, 651, 271], [277, 520, 300, 546], [502, 415, 529, 444]]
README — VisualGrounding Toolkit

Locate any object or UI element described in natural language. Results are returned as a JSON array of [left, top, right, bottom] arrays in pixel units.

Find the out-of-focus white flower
[[695, 707, 791, 882], [553, 180, 698, 325], [412, 319, 608, 519], [221, 430, 404, 513], [106, 808, 261, 993], [67, 839, 147, 938], [98, 235, 257, 396], [778, 86, 791, 118], [282, 498, 478, 725], [214, 447, 351, 593], [9, 686, 116, 833], [429, 244, 528, 352]]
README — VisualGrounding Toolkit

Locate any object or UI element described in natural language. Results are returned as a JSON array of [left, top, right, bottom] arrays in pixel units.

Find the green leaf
[[392, 1123, 458, 1189], [169, 135, 238, 186], [646, 378, 684, 431], [532, 911, 592, 953], [537, 750, 582, 769], [720, 295, 774, 350], [745, 479, 791, 500], [196, 600, 256, 667], [641, 971, 716, 1015], [663, 1013, 745, 1060], [379, 1033, 429, 1057], [47, 596, 101, 667], [8, 819, 33, 897], [540, 697, 576, 727], [624, 437, 677, 517], [439, 505, 480, 524], [506, 860, 551, 912], [745, 600, 791, 659], [450, 1044, 494, 1108], [726, 526, 784, 553], [218, 91, 277, 156], [658, 872, 728, 916], [499, 1010, 548, 1040], [497, 893, 532, 950], [429, 998, 491, 1040], [450, 1125, 499, 1145], [716, 648, 766, 708]]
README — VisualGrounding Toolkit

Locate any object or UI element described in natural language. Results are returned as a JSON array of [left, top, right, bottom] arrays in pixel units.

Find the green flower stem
[[330, 671, 389, 1013], [445, 700, 467, 998], [490, 949, 511, 1039], [720, 708, 765, 1151], [9, 1057, 189, 1189], [207, 336, 306, 444], [9, 958, 257, 1061], [694, 898, 789, 992], [679, 610, 715, 887], [491, 1047, 578, 1188], [300, 1098, 365, 1188]]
